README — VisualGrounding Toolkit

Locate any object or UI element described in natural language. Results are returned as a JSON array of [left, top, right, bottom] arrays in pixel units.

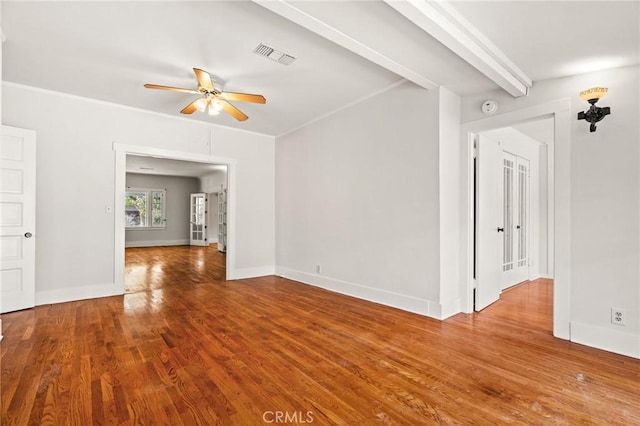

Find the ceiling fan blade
[[180, 99, 200, 114], [144, 84, 199, 94], [221, 100, 248, 121], [193, 68, 215, 91], [220, 92, 266, 104]]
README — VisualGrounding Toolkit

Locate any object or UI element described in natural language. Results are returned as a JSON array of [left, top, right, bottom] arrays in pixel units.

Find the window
[[125, 188, 166, 229]]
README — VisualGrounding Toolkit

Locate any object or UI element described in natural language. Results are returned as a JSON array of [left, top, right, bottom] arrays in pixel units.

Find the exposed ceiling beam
[[384, 0, 532, 97], [252, 0, 439, 91]]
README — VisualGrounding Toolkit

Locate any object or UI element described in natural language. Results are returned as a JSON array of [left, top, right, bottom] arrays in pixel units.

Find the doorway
[[121, 155, 229, 293], [113, 144, 238, 294], [475, 123, 549, 311], [461, 98, 572, 339]]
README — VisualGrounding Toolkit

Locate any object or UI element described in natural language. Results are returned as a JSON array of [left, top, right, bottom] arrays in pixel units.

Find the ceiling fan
[[144, 68, 266, 121]]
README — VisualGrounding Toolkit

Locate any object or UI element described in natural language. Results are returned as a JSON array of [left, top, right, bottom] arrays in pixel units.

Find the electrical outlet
[[611, 308, 626, 326], [315, 264, 321, 274]]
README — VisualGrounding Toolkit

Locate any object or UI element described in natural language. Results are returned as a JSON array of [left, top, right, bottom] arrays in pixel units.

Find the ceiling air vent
[[253, 43, 296, 66]]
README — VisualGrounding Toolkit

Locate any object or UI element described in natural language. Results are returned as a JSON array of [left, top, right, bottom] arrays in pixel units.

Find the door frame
[[113, 143, 238, 291], [460, 98, 572, 340], [189, 192, 208, 246], [0, 126, 37, 313]]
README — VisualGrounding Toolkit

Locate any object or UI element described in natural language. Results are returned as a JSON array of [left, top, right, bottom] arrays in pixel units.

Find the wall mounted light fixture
[[577, 87, 610, 132]]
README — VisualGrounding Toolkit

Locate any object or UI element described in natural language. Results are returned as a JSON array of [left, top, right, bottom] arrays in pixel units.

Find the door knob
[[24, 232, 33, 238], [497, 227, 504, 233]]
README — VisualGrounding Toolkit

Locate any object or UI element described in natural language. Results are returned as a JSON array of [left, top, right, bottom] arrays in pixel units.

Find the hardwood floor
[[124, 245, 226, 293], [2, 248, 639, 425], [482, 279, 554, 332]]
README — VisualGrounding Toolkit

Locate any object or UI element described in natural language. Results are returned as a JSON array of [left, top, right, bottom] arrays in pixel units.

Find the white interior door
[[217, 189, 227, 252], [476, 134, 502, 310], [501, 153, 530, 288], [190, 193, 207, 246], [1, 126, 36, 313]]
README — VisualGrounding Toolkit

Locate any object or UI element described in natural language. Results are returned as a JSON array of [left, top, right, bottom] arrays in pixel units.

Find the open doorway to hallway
[[474, 117, 555, 316], [123, 155, 228, 293]]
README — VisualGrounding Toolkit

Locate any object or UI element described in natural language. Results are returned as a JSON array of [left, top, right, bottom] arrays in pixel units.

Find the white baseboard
[[0, 319, 3, 343], [36, 283, 123, 306], [232, 265, 276, 280], [208, 238, 219, 245], [535, 274, 553, 280], [439, 298, 462, 320], [125, 239, 189, 248], [276, 266, 448, 320], [571, 321, 640, 359]]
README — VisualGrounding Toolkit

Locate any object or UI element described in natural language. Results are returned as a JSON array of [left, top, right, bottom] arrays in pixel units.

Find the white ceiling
[[126, 155, 227, 178], [2, 1, 638, 136], [452, 1, 640, 81]]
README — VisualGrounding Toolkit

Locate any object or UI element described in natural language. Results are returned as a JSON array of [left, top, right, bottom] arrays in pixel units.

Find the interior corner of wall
[[438, 298, 462, 320]]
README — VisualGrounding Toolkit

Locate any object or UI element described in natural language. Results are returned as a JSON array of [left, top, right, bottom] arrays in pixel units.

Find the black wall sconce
[[577, 87, 610, 132]]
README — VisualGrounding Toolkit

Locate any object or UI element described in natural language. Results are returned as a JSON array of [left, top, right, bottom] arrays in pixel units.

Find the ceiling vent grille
[[253, 43, 296, 66]]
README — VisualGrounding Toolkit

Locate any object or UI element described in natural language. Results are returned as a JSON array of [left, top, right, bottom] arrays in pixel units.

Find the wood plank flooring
[[482, 279, 554, 332], [124, 245, 226, 293], [2, 246, 639, 425]]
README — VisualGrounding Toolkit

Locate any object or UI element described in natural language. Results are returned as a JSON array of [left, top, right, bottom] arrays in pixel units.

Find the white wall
[[461, 65, 640, 358], [438, 87, 462, 317], [125, 173, 199, 247], [2, 83, 275, 304], [276, 80, 445, 317]]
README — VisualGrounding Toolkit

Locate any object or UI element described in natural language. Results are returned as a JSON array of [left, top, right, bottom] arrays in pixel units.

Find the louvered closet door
[[500, 152, 530, 289]]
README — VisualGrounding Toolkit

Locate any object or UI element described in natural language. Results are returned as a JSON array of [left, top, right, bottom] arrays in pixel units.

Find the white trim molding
[[276, 266, 452, 320], [234, 266, 276, 280], [125, 239, 189, 248], [36, 283, 122, 306], [3, 82, 271, 138], [253, 0, 438, 91], [114, 143, 239, 288], [460, 98, 572, 340], [384, 0, 531, 97], [571, 321, 640, 359]]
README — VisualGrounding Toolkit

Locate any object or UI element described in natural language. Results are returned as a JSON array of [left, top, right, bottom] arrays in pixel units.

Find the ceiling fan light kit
[[144, 68, 266, 122], [194, 95, 224, 116]]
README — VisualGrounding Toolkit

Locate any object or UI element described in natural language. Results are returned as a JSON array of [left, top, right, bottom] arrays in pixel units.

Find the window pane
[[125, 192, 147, 227], [151, 191, 164, 227]]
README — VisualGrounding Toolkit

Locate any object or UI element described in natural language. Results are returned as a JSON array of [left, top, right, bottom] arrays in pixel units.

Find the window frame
[[125, 187, 167, 230]]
